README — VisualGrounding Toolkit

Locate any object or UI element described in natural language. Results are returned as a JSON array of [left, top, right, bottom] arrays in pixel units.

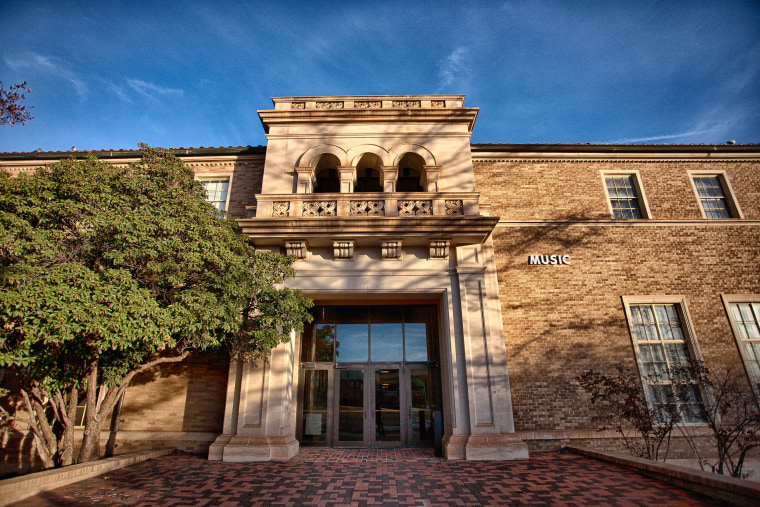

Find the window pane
[[301, 323, 335, 362], [606, 175, 642, 219], [336, 324, 369, 362], [630, 302, 707, 423], [694, 176, 731, 219], [404, 323, 428, 362], [371, 323, 403, 362], [200, 178, 229, 213]]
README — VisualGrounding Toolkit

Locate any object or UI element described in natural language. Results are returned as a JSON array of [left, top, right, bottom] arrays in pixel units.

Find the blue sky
[[1, 0, 758, 153]]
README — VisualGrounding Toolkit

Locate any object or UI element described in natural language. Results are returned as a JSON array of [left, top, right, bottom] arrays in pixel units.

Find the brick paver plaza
[[15, 449, 725, 506]]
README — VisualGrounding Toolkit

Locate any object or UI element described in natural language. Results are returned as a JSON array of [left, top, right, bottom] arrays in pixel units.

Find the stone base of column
[[208, 434, 233, 460], [443, 434, 468, 460], [208, 434, 300, 462], [465, 433, 529, 461]]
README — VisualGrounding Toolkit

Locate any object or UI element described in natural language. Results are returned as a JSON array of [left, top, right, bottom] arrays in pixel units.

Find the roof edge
[[0, 145, 267, 161], [470, 143, 759, 154]]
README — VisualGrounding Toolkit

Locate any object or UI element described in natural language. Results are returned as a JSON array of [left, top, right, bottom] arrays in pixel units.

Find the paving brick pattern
[[16, 449, 724, 506]]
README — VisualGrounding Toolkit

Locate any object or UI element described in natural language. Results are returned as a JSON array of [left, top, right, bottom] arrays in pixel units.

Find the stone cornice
[[258, 108, 480, 134], [236, 215, 500, 247], [471, 143, 760, 162]]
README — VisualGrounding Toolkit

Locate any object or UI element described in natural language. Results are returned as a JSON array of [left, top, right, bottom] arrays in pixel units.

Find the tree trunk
[[77, 359, 102, 463], [20, 389, 57, 469], [55, 387, 78, 466], [77, 350, 192, 463], [105, 391, 125, 458]]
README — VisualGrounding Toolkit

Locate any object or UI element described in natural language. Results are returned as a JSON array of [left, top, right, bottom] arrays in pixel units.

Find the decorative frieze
[[431, 100, 446, 108], [284, 240, 308, 259], [429, 239, 451, 260], [382, 240, 403, 260], [354, 101, 382, 109], [445, 200, 464, 215], [349, 200, 384, 216], [302, 201, 336, 216], [291, 102, 305, 109], [316, 101, 344, 109], [398, 200, 433, 216], [273, 201, 290, 217], [333, 240, 355, 260], [392, 100, 421, 109]]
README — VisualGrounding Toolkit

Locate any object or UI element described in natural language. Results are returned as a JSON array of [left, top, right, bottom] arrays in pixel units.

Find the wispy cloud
[[608, 129, 719, 144], [126, 79, 183, 101], [4, 52, 88, 97], [437, 47, 468, 91]]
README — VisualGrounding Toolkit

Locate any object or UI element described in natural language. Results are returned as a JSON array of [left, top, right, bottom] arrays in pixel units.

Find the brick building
[[1, 95, 759, 470]]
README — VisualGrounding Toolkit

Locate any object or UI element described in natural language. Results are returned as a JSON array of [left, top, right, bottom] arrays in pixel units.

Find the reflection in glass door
[[408, 367, 440, 446], [374, 369, 401, 446], [337, 368, 365, 445], [300, 369, 330, 444]]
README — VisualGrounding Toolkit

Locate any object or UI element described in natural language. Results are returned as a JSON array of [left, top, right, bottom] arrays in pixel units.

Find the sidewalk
[[7, 448, 737, 506]]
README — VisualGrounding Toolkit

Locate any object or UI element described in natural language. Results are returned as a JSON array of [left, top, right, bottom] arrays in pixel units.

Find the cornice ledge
[[236, 215, 500, 242]]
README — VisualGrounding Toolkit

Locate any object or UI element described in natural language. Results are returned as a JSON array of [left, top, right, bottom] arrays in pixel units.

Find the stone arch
[[346, 144, 392, 168], [389, 143, 436, 167], [296, 144, 348, 168]]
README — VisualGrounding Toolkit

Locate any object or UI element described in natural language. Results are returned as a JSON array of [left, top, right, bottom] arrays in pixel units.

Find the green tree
[[0, 146, 312, 467]]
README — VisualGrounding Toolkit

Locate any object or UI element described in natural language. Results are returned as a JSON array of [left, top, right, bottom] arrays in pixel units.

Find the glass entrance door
[[298, 304, 442, 448], [335, 367, 366, 446], [373, 368, 402, 446]]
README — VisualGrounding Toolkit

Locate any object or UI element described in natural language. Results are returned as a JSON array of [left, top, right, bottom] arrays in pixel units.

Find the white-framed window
[[623, 296, 707, 423], [601, 171, 651, 219], [688, 171, 742, 219], [722, 295, 760, 403], [196, 175, 232, 216]]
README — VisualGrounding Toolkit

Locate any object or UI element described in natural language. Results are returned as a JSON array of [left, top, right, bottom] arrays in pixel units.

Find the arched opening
[[314, 154, 341, 193], [355, 154, 383, 193], [396, 153, 425, 192]]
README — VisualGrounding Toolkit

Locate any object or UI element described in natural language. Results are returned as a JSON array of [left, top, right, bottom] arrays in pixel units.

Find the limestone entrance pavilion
[[208, 96, 528, 461]]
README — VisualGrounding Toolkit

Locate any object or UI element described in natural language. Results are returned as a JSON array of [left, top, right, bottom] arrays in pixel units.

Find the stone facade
[[1, 95, 759, 471]]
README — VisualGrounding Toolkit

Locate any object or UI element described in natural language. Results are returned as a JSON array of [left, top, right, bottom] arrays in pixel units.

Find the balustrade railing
[[253, 193, 479, 218]]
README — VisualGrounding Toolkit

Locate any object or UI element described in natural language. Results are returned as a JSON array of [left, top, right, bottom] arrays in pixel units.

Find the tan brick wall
[[226, 154, 265, 219], [119, 352, 229, 433], [473, 156, 760, 436], [474, 159, 760, 221]]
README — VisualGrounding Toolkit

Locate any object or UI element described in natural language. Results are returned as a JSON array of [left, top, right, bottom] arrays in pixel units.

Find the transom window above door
[[301, 305, 439, 364]]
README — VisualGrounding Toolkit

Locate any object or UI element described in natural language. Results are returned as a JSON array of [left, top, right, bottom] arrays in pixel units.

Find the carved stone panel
[[302, 201, 336, 216], [349, 200, 385, 216], [445, 200, 464, 215], [354, 101, 382, 109], [392, 100, 421, 108], [316, 101, 344, 109], [398, 200, 433, 216], [273, 201, 290, 217]]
